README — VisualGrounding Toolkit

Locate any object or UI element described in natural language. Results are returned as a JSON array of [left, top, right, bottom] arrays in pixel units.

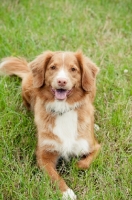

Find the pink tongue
[[55, 90, 67, 100]]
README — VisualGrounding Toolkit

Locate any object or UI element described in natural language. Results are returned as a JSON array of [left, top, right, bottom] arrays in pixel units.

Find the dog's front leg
[[36, 148, 77, 200], [77, 143, 101, 170]]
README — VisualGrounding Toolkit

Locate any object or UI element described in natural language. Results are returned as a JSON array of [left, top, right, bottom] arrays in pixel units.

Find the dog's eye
[[71, 67, 76, 72], [50, 66, 56, 70]]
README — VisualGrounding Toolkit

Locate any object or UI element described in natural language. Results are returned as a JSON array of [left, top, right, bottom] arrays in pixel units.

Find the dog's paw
[[62, 188, 77, 200], [76, 159, 90, 170]]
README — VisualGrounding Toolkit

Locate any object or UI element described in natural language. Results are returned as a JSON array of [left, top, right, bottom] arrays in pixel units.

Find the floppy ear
[[75, 51, 99, 92], [29, 51, 54, 88]]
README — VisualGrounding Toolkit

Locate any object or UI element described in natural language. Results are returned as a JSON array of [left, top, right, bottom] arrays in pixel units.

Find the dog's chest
[[53, 110, 77, 141], [53, 110, 89, 158]]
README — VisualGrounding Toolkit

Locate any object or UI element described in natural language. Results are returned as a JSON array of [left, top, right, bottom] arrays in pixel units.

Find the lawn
[[0, 0, 132, 199]]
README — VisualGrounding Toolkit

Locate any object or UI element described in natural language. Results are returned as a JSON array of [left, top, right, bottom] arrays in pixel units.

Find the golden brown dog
[[0, 51, 100, 200]]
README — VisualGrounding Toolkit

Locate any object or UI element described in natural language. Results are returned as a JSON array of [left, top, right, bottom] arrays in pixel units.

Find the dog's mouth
[[51, 88, 72, 100]]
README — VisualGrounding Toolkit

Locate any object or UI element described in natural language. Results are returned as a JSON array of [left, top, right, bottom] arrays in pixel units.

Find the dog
[[0, 51, 100, 200]]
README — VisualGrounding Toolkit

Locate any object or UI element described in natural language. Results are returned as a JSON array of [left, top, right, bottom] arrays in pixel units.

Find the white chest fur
[[53, 110, 89, 159]]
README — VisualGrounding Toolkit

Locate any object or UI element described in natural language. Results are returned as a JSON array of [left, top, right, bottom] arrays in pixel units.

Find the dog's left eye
[[71, 67, 76, 72], [51, 66, 56, 70]]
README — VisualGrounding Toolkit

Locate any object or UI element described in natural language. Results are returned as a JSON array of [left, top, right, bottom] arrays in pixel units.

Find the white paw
[[62, 188, 77, 200]]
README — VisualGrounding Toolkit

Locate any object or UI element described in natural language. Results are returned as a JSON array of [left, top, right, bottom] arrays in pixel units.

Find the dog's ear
[[75, 51, 99, 92], [29, 51, 54, 88]]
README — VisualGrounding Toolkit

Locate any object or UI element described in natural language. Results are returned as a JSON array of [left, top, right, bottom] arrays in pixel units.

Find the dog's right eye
[[71, 67, 76, 72], [50, 66, 56, 70]]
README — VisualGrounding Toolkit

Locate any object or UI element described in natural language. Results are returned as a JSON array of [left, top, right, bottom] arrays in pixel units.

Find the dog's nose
[[57, 78, 67, 86]]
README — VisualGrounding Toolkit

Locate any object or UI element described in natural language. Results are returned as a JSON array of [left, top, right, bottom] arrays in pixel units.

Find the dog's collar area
[[46, 100, 84, 116], [50, 108, 73, 116]]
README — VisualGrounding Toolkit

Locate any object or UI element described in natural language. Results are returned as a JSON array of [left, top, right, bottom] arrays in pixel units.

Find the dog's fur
[[0, 51, 100, 200]]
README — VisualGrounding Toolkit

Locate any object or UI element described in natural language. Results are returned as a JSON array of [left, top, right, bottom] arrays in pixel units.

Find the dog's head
[[29, 51, 99, 101]]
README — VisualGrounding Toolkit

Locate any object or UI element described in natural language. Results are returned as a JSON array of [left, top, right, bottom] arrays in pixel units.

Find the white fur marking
[[46, 100, 83, 115], [62, 53, 65, 67], [40, 139, 59, 148], [56, 68, 68, 79], [53, 110, 89, 159], [56, 53, 67, 79], [62, 188, 77, 200], [45, 101, 89, 158]]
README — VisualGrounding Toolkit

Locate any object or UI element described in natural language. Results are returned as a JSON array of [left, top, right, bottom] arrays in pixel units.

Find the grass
[[0, 0, 132, 199]]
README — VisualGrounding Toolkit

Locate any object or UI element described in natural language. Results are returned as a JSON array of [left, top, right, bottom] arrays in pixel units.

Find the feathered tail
[[0, 57, 30, 79]]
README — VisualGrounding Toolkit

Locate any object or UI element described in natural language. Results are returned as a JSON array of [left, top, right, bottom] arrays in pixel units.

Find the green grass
[[0, 0, 132, 199]]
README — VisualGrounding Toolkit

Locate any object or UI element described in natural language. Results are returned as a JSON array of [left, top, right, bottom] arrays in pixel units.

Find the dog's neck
[[50, 107, 73, 116], [45, 100, 83, 116]]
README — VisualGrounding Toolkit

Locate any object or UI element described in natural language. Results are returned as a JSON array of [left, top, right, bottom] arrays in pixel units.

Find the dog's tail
[[0, 57, 30, 79]]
